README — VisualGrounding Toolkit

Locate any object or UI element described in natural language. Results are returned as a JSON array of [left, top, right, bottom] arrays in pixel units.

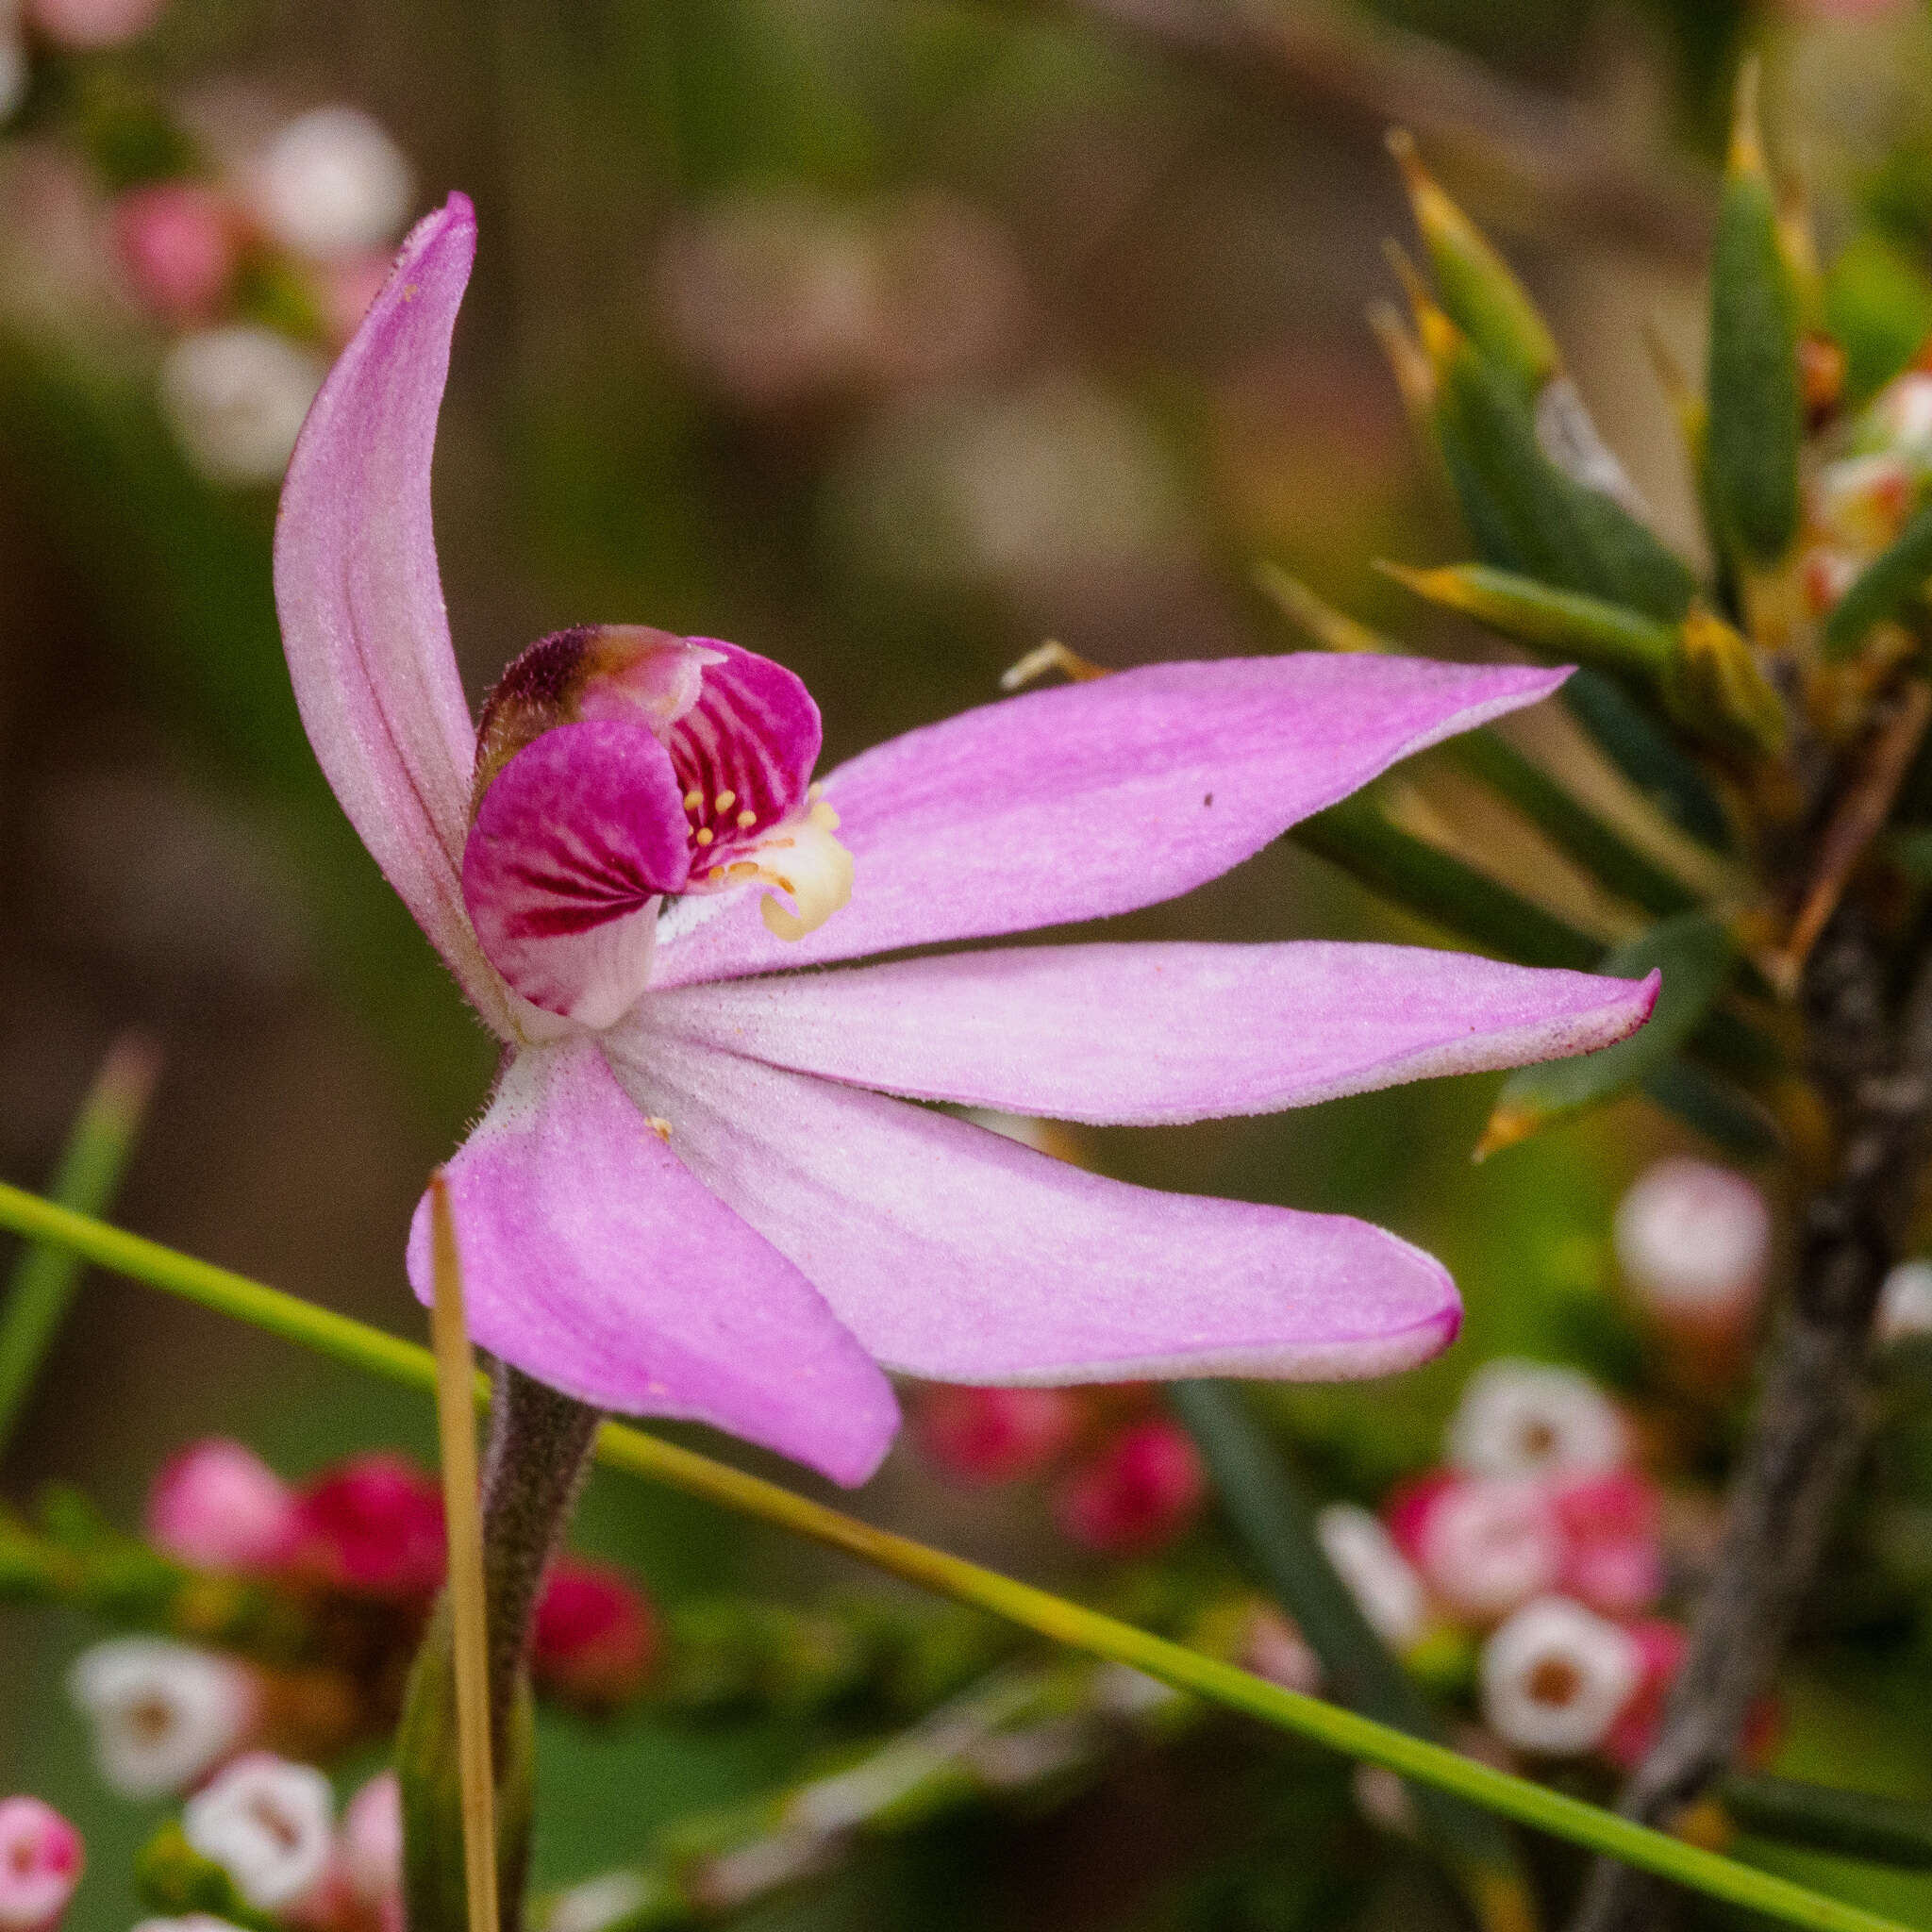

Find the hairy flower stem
[[399, 1367, 601, 1932], [1572, 913, 1932, 1932]]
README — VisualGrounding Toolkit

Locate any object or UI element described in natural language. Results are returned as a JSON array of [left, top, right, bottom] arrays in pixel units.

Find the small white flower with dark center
[[67, 1639, 257, 1799], [1613, 1158, 1770, 1325], [1479, 1596, 1642, 1757], [253, 107, 415, 260], [159, 326, 326, 487], [1446, 1358, 1626, 1480], [1314, 1503, 1428, 1651], [1877, 1259, 1932, 1344], [182, 1754, 333, 1912]]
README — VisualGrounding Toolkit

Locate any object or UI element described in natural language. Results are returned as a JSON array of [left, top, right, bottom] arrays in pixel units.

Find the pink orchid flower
[[273, 194, 1657, 1488]]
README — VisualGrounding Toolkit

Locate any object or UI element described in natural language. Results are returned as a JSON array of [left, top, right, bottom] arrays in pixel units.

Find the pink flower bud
[[183, 1754, 333, 1913], [146, 1439, 299, 1574], [1551, 1469, 1664, 1617], [25, 0, 164, 49], [531, 1557, 658, 1711], [0, 1799, 82, 1932], [110, 185, 238, 325], [912, 1384, 1080, 1484], [340, 1773, 401, 1931], [291, 1453, 444, 1598], [1054, 1419, 1205, 1555], [1480, 1597, 1644, 1758], [1613, 1158, 1771, 1336], [1392, 1473, 1563, 1624]]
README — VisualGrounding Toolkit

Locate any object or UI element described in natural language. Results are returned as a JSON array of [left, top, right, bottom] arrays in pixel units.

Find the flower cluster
[[912, 1382, 1208, 1556], [1801, 363, 1932, 622], [64, 1439, 657, 1801]]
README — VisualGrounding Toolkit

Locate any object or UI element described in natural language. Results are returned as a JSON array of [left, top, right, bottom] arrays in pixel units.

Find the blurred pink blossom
[[146, 1439, 299, 1573], [1391, 1473, 1563, 1624], [531, 1557, 658, 1711], [110, 184, 238, 324], [25, 0, 164, 49], [1552, 1469, 1664, 1617], [0, 1799, 82, 1932], [1055, 1418, 1206, 1555], [912, 1385, 1082, 1484], [291, 1453, 444, 1598]]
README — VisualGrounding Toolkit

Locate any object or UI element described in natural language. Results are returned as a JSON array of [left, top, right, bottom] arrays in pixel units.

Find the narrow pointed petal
[[607, 1030, 1462, 1384], [653, 654, 1569, 987], [464, 721, 692, 1027], [407, 1040, 899, 1485], [646, 942, 1659, 1124], [275, 194, 508, 1030]]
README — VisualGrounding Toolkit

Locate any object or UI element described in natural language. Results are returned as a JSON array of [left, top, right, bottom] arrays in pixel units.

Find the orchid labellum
[[273, 194, 1656, 1487]]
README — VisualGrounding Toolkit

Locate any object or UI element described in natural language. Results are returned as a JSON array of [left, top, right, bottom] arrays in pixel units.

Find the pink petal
[[647, 942, 1658, 1124], [274, 194, 508, 1031], [464, 721, 692, 1027], [652, 654, 1569, 986], [407, 1040, 898, 1485], [606, 1028, 1462, 1384]]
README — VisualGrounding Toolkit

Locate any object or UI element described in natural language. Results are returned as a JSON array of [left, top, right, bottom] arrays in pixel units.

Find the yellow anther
[[682, 789, 703, 812], [737, 808, 757, 829], [694, 826, 714, 846], [808, 781, 824, 800], [728, 860, 759, 880], [708, 865, 723, 881], [714, 789, 736, 812], [645, 1116, 673, 1142]]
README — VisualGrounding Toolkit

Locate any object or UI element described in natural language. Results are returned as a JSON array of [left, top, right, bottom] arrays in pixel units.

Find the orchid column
[[273, 195, 1656, 1930]]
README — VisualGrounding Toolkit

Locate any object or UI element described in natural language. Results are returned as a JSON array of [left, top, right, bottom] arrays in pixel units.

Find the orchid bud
[[1313, 1503, 1429, 1652], [146, 1439, 299, 1574], [1614, 1158, 1772, 1339], [111, 186, 238, 325], [291, 1452, 444, 1598], [1445, 1358, 1628, 1481], [1054, 1419, 1206, 1555], [912, 1384, 1081, 1484], [252, 108, 415, 261], [1875, 1258, 1932, 1344], [1551, 1469, 1664, 1616], [0, 1799, 82, 1932], [1601, 1618, 1688, 1772], [25, 0, 162, 47], [1395, 1474, 1564, 1624], [159, 326, 326, 487], [183, 1754, 333, 1914], [1479, 1596, 1644, 1757], [532, 1557, 658, 1711], [67, 1639, 258, 1799]]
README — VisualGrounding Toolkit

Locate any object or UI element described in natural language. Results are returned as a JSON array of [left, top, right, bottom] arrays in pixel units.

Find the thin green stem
[[0, 1036, 161, 1459], [0, 1181, 1912, 1932]]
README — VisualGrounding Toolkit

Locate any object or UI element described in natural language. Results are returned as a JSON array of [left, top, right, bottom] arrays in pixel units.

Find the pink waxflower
[[25, 0, 164, 47], [147, 1439, 300, 1574], [336, 1772, 402, 1932], [1390, 1472, 1563, 1624], [291, 1453, 444, 1598], [1055, 1417, 1206, 1554], [913, 1384, 1082, 1483], [272, 195, 1657, 1485], [1600, 1617, 1688, 1772], [0, 1799, 82, 1932], [1551, 1469, 1664, 1617], [110, 184, 238, 325], [531, 1557, 658, 1710]]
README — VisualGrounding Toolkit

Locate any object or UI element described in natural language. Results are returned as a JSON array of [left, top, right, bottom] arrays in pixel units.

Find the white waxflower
[[182, 1754, 333, 1911], [1479, 1597, 1642, 1757], [1876, 1259, 1932, 1344], [1445, 1358, 1627, 1480], [68, 1638, 256, 1799], [133, 1919, 248, 1932], [252, 106, 414, 259], [1314, 1503, 1428, 1652], [159, 326, 325, 486], [1613, 1158, 1771, 1323]]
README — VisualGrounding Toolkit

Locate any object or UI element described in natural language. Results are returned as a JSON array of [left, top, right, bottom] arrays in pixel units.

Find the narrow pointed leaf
[[1480, 911, 1735, 1156], [1722, 1774, 1932, 1872], [1560, 670, 1734, 852], [0, 1185, 1919, 1932], [1822, 502, 1932, 659], [1168, 1380, 1531, 1920], [1640, 1058, 1780, 1161], [1706, 70, 1803, 567]]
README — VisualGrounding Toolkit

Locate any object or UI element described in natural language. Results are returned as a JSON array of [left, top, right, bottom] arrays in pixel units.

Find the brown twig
[[1058, 0, 1715, 262], [1570, 911, 1932, 1931]]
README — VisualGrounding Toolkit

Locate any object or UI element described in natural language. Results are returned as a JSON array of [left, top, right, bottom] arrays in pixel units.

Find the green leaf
[[1640, 1058, 1780, 1162], [1559, 669, 1735, 851], [1706, 68, 1803, 568], [1824, 231, 1932, 407], [1822, 503, 1932, 660], [1479, 910, 1736, 1156], [1168, 1382, 1532, 1929], [0, 1182, 1917, 1932], [1723, 1774, 1932, 1872]]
